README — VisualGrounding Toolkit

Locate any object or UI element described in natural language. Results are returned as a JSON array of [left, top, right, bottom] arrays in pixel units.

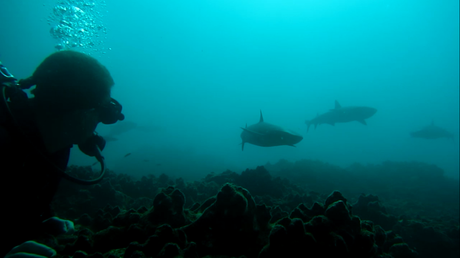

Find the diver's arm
[[42, 217, 75, 235], [4, 241, 56, 258]]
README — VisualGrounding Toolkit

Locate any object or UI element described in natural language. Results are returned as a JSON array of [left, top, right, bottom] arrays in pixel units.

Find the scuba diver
[[0, 50, 124, 257]]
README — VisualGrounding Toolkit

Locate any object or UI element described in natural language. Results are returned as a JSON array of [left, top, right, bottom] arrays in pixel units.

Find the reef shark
[[240, 111, 303, 151], [305, 100, 377, 132], [411, 122, 454, 140]]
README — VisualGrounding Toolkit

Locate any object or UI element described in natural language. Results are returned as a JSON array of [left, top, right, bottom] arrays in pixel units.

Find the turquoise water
[[1, 0, 458, 179]]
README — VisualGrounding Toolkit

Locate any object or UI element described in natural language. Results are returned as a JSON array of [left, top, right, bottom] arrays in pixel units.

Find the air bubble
[[48, 0, 109, 55]]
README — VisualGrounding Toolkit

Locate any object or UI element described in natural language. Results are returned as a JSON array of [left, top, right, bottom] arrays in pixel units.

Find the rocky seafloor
[[35, 159, 458, 258]]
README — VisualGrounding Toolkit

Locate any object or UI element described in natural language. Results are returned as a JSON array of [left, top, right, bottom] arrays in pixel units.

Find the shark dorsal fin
[[335, 100, 341, 109], [259, 110, 264, 123]]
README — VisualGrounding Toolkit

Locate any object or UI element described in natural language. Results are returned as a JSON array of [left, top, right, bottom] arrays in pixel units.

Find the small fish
[[92, 161, 98, 166], [124, 153, 132, 157]]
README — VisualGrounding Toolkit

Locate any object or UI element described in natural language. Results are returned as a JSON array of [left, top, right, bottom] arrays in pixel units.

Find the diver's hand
[[5, 241, 56, 258], [42, 217, 75, 235]]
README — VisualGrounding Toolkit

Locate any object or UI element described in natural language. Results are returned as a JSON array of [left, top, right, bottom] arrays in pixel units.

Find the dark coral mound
[[51, 183, 416, 258], [182, 183, 266, 257], [26, 161, 459, 258]]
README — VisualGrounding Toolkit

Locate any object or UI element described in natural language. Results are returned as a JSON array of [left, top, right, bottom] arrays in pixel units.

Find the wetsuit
[[0, 88, 71, 257]]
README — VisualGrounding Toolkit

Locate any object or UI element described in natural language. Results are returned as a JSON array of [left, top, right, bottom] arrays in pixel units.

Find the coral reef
[[24, 160, 458, 258]]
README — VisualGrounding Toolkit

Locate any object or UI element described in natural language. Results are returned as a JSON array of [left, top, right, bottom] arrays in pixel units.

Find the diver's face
[[69, 96, 112, 144], [35, 92, 112, 153], [66, 108, 100, 144], [36, 107, 100, 153], [51, 95, 110, 145]]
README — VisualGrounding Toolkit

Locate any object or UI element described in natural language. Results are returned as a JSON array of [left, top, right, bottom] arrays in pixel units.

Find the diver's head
[[25, 50, 122, 152], [31, 50, 114, 110]]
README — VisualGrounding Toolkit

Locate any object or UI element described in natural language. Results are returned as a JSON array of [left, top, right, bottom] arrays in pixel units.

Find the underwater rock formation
[[353, 193, 399, 230], [45, 161, 459, 258], [49, 181, 420, 257], [182, 183, 268, 257]]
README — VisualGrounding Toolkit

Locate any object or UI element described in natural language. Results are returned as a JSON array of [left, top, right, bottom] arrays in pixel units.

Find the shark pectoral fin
[[288, 144, 296, 147], [358, 119, 367, 125]]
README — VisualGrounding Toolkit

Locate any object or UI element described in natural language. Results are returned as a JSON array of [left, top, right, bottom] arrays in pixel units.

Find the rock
[[389, 243, 418, 258], [145, 187, 190, 227], [182, 183, 264, 257], [325, 200, 351, 224]]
